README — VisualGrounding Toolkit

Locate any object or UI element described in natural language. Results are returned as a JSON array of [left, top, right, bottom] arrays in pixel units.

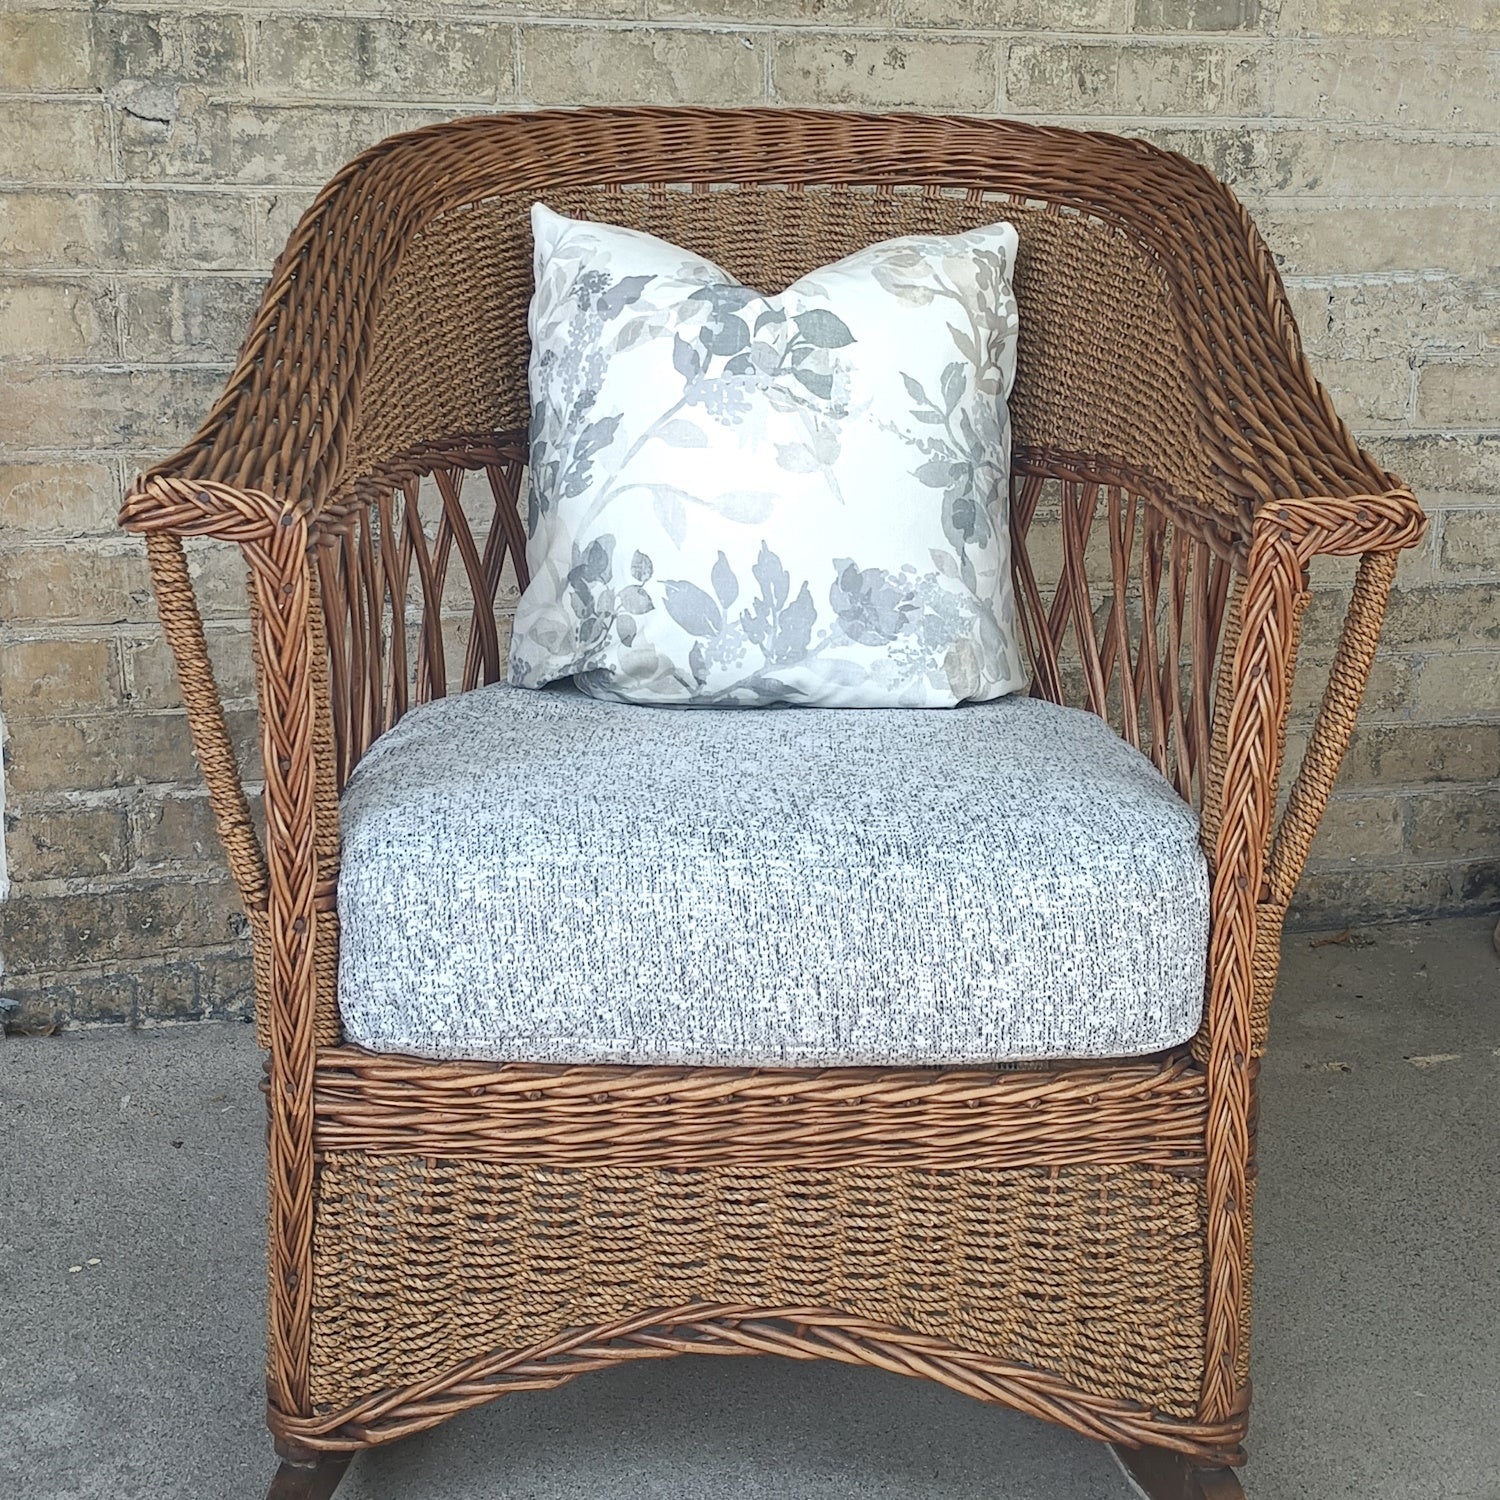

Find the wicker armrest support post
[[140, 528, 268, 912], [1195, 485, 1423, 1421], [124, 477, 331, 1417], [1264, 494, 1424, 906]]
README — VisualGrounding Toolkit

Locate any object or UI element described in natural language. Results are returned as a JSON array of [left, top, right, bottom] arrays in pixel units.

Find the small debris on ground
[[1309, 929, 1377, 950], [1406, 1053, 1462, 1069], [1304, 1060, 1352, 1072]]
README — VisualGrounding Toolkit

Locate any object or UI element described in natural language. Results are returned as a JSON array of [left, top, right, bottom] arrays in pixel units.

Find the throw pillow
[[508, 202, 1026, 707]]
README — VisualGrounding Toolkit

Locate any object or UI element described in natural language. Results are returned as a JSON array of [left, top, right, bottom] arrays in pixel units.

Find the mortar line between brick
[[0, 621, 252, 646], [102, 88, 122, 187], [5, 942, 252, 980], [14, 783, 259, 809], [1, 867, 241, 898], [36, 7, 1287, 40], [1, 355, 233, 369], [0, 269, 270, 283]]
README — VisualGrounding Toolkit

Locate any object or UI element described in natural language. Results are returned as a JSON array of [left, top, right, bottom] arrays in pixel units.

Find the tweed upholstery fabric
[[337, 685, 1209, 1066]]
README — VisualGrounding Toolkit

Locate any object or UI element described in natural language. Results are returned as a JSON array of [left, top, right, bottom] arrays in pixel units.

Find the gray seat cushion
[[337, 684, 1209, 1067]]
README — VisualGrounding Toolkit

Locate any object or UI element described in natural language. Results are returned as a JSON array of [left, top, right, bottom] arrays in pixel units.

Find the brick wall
[[1, 1, 1497, 1031]]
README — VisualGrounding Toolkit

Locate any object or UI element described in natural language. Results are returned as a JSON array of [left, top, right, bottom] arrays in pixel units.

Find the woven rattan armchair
[[119, 109, 1424, 1500]]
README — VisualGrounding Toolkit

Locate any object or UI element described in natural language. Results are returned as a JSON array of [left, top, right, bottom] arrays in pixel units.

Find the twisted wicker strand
[[143, 532, 268, 910], [1266, 548, 1400, 908], [271, 1305, 1246, 1467]]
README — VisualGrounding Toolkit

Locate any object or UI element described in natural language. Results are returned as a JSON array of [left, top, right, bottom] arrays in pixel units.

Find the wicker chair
[[118, 109, 1424, 1500]]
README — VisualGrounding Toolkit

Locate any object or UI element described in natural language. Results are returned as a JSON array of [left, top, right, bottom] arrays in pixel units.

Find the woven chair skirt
[[293, 1044, 1221, 1448], [307, 1152, 1208, 1423]]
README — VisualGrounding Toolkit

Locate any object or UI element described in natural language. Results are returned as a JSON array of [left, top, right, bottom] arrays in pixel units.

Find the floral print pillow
[[508, 202, 1026, 708]]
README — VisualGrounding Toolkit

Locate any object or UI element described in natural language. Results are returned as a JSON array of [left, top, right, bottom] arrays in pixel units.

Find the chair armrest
[[1264, 518, 1418, 929], [126, 481, 341, 1054], [1195, 497, 1421, 1071]]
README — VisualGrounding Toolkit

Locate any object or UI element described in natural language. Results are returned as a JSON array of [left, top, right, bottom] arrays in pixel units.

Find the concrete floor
[[2, 918, 1496, 1500]]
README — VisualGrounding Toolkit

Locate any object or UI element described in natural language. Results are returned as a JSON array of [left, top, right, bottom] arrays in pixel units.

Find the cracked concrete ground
[[2, 917, 1496, 1500]]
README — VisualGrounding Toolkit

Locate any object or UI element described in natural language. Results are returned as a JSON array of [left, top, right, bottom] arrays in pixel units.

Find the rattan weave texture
[[311, 1051, 1210, 1172], [308, 1156, 1206, 1420], [360, 185, 1223, 531], [115, 109, 1426, 1483]]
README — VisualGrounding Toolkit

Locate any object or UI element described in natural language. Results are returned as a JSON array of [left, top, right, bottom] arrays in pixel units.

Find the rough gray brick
[[0, 879, 248, 974], [255, 18, 510, 102], [1134, 0, 1259, 30], [773, 33, 998, 110], [3, 801, 133, 883], [522, 25, 766, 106]]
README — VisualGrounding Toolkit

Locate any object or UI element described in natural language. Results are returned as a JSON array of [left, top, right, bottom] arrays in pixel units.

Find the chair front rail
[[270, 1304, 1249, 1465], [310, 1048, 1211, 1172]]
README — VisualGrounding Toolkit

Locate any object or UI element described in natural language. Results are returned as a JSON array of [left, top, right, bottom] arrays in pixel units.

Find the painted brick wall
[[1, 0, 1497, 1030]]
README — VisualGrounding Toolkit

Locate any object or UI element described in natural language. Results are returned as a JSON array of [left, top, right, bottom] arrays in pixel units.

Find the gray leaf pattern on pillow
[[573, 541, 985, 706], [510, 205, 1025, 707]]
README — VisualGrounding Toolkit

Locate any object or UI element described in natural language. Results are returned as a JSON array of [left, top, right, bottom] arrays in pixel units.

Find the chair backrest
[[358, 180, 1218, 520], [290, 111, 1286, 808]]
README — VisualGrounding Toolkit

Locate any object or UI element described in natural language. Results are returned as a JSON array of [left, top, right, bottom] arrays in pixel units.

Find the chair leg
[[1110, 1443, 1246, 1500], [267, 1440, 352, 1500]]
